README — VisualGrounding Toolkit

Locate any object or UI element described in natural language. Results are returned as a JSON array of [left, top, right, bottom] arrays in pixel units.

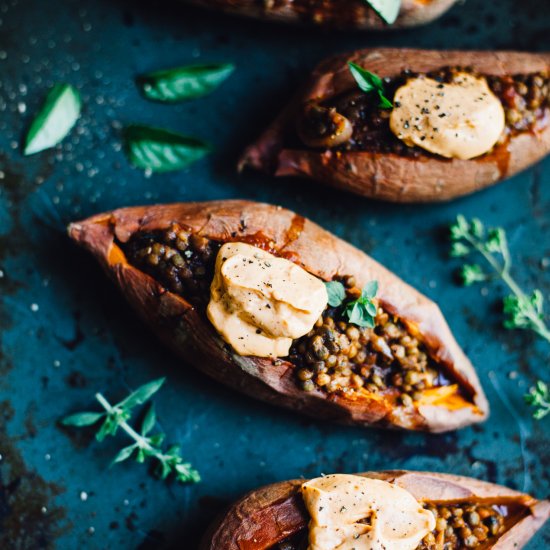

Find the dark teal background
[[0, 0, 549, 547]]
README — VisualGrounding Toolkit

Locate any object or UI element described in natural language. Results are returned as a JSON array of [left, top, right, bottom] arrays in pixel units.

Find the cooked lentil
[[289, 276, 454, 403], [296, 67, 549, 156], [274, 503, 511, 550], [123, 224, 220, 307], [123, 231, 462, 404]]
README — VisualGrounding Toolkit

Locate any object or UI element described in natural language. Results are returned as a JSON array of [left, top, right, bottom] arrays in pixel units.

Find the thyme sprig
[[62, 378, 200, 484], [450, 215, 550, 343], [524, 381, 550, 420]]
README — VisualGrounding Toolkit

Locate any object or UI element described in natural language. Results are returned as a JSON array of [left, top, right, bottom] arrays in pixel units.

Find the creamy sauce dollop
[[390, 73, 505, 160], [207, 242, 327, 357], [301, 474, 435, 550]]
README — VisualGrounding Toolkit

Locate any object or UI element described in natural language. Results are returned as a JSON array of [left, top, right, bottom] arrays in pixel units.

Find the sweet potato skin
[[68, 200, 488, 432], [200, 471, 550, 550], [240, 49, 550, 203], [180, 0, 457, 29]]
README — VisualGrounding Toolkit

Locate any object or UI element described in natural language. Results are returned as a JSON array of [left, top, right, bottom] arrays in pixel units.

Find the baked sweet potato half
[[179, 0, 458, 30], [240, 49, 550, 202], [200, 471, 550, 550], [68, 200, 488, 432]]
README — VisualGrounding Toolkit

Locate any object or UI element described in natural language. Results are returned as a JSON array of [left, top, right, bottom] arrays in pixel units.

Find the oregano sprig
[[62, 378, 200, 484], [524, 381, 550, 420], [449, 215, 550, 343], [324, 280, 378, 328]]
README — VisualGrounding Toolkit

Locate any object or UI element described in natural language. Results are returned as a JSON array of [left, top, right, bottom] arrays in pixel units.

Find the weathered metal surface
[[0, 0, 548, 547]]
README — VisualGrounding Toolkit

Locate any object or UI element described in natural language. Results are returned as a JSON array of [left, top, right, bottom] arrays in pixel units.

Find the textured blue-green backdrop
[[0, 0, 549, 547]]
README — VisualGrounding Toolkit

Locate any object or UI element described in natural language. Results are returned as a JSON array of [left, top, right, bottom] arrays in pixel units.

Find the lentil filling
[[296, 67, 549, 157], [274, 502, 526, 550], [122, 226, 470, 406]]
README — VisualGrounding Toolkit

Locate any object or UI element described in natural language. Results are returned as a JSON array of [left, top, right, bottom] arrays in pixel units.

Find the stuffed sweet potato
[[68, 200, 488, 432], [200, 471, 550, 549], [240, 49, 550, 202], [180, 0, 457, 30]]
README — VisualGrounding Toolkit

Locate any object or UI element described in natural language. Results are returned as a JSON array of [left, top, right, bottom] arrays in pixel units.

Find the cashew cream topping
[[301, 474, 435, 550], [390, 73, 505, 160], [207, 242, 328, 357]]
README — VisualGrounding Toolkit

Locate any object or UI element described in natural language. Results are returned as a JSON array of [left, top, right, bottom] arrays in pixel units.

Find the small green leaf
[[485, 228, 506, 254], [362, 280, 378, 299], [112, 444, 136, 465], [24, 84, 81, 155], [325, 281, 346, 307], [149, 433, 166, 447], [137, 63, 235, 103], [158, 460, 172, 480], [460, 264, 486, 286], [365, 0, 401, 24], [124, 125, 211, 173], [62, 411, 104, 427], [531, 289, 544, 315], [96, 417, 119, 442], [135, 448, 147, 463], [348, 63, 393, 108], [120, 378, 166, 410], [348, 62, 382, 93], [470, 218, 485, 238], [450, 242, 470, 258], [377, 91, 393, 110], [141, 403, 156, 436]]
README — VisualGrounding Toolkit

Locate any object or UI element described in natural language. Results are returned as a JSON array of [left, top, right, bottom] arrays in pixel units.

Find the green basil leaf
[[325, 281, 346, 307], [111, 444, 136, 465], [141, 403, 156, 436], [24, 84, 81, 155], [348, 62, 382, 93], [138, 63, 234, 103], [120, 377, 166, 409], [362, 280, 379, 299], [365, 0, 401, 24], [124, 125, 211, 172], [61, 411, 104, 427], [365, 301, 377, 317], [377, 91, 393, 109]]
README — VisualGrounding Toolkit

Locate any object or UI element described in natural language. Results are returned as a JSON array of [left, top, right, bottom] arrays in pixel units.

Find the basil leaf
[[141, 403, 156, 436], [62, 411, 104, 427], [365, 0, 401, 24], [120, 377, 166, 409], [362, 280, 378, 299], [377, 91, 393, 110], [325, 281, 346, 307], [124, 125, 211, 172], [348, 63, 393, 109], [348, 62, 380, 93], [24, 84, 81, 155], [138, 63, 234, 103]]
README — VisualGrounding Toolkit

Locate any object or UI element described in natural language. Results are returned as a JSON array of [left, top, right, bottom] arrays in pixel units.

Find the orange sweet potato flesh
[[68, 200, 488, 432], [179, 0, 457, 29], [240, 49, 550, 202], [200, 471, 550, 550]]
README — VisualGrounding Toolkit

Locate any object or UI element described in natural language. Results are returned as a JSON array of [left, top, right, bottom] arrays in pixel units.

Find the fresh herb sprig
[[325, 280, 378, 328], [364, 0, 401, 25], [62, 378, 200, 484], [524, 381, 550, 420], [348, 62, 393, 109], [450, 215, 550, 343]]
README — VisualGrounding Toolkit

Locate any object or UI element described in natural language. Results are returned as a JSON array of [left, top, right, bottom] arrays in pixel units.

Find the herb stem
[[462, 231, 550, 344], [95, 392, 162, 458]]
